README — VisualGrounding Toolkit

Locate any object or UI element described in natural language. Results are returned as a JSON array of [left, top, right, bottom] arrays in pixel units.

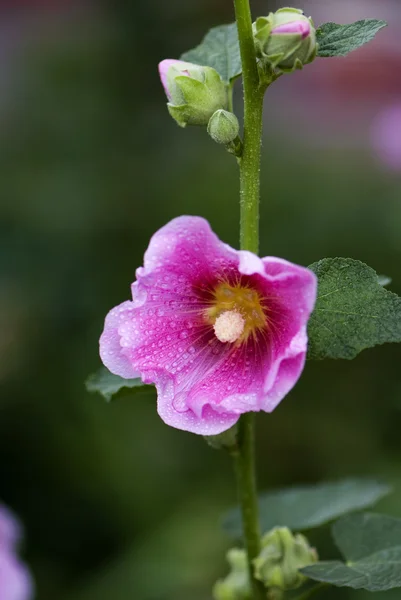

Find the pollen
[[206, 281, 267, 344], [214, 310, 245, 343]]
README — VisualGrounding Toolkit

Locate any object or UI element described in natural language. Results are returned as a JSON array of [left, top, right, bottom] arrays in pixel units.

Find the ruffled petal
[[99, 301, 142, 379], [155, 374, 239, 435], [142, 215, 237, 279], [261, 329, 308, 411]]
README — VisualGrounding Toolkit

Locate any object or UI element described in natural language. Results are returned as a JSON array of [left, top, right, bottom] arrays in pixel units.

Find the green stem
[[234, 0, 265, 254], [231, 1, 265, 599], [292, 583, 330, 600], [231, 414, 265, 600]]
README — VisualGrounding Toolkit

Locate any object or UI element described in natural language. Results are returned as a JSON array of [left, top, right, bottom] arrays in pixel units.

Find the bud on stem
[[208, 110, 240, 145], [253, 527, 318, 591], [158, 59, 229, 127], [253, 8, 317, 73]]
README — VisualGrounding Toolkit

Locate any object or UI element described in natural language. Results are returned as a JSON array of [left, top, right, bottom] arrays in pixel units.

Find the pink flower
[[100, 217, 317, 435], [0, 504, 33, 600]]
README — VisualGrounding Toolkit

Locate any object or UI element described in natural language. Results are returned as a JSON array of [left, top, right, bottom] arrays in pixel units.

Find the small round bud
[[253, 527, 318, 591], [158, 59, 228, 127], [213, 548, 251, 600], [207, 110, 240, 145], [253, 8, 317, 73]]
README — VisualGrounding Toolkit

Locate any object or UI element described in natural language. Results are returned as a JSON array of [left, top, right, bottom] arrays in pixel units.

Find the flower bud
[[207, 110, 240, 145], [158, 59, 228, 127], [253, 8, 317, 73], [213, 548, 252, 600], [253, 527, 318, 591]]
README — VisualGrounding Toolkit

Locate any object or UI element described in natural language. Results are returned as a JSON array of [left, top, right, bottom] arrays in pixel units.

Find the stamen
[[214, 310, 245, 343]]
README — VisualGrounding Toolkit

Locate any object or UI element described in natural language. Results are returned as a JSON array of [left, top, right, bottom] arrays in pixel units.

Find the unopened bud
[[207, 110, 240, 145], [253, 8, 317, 73], [253, 527, 318, 591], [213, 548, 252, 600], [158, 59, 228, 127]]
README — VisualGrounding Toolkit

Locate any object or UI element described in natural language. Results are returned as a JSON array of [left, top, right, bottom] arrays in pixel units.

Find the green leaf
[[307, 258, 401, 360], [181, 23, 241, 83], [303, 513, 401, 591], [85, 367, 150, 401], [317, 19, 387, 58], [223, 479, 390, 539]]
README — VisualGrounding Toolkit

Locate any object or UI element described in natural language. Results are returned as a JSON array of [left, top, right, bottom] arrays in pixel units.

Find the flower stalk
[[231, 414, 265, 600], [234, 0, 265, 254], [232, 0, 266, 598]]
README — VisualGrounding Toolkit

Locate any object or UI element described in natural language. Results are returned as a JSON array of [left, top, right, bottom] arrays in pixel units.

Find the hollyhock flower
[[100, 217, 317, 435], [0, 504, 33, 600]]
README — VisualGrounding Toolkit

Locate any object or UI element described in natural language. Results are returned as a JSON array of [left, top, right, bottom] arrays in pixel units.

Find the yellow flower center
[[206, 282, 267, 344]]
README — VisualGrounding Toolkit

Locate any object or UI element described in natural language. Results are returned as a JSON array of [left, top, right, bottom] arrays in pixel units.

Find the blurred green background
[[1, 0, 401, 598]]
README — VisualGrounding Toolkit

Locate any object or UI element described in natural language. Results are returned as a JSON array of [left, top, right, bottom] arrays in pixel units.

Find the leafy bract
[[308, 258, 401, 360], [223, 479, 389, 539], [317, 19, 387, 58], [303, 513, 401, 591], [86, 367, 149, 401], [181, 23, 241, 83]]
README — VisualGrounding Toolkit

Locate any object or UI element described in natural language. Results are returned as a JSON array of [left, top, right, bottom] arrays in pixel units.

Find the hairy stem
[[231, 0, 265, 598], [234, 0, 264, 254], [231, 415, 265, 600]]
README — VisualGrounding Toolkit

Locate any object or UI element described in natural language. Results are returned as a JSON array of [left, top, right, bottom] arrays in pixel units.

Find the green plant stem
[[292, 582, 330, 600], [231, 0, 265, 599], [231, 414, 265, 600], [234, 0, 264, 254]]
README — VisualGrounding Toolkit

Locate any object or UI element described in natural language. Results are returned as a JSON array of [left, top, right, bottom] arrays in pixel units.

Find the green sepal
[[253, 16, 273, 50], [276, 7, 304, 16], [253, 8, 317, 74], [166, 66, 228, 127], [167, 104, 190, 128], [254, 527, 317, 591]]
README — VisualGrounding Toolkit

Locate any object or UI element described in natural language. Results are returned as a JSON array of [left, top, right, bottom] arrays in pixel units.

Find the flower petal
[[0, 552, 33, 600], [158, 59, 191, 99], [156, 374, 240, 435], [142, 215, 237, 278], [100, 301, 142, 379]]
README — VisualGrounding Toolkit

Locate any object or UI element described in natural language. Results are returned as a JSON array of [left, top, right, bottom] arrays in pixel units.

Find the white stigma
[[213, 310, 245, 343]]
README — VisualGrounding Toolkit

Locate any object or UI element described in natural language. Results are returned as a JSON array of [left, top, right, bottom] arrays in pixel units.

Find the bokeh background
[[1, 0, 401, 598]]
